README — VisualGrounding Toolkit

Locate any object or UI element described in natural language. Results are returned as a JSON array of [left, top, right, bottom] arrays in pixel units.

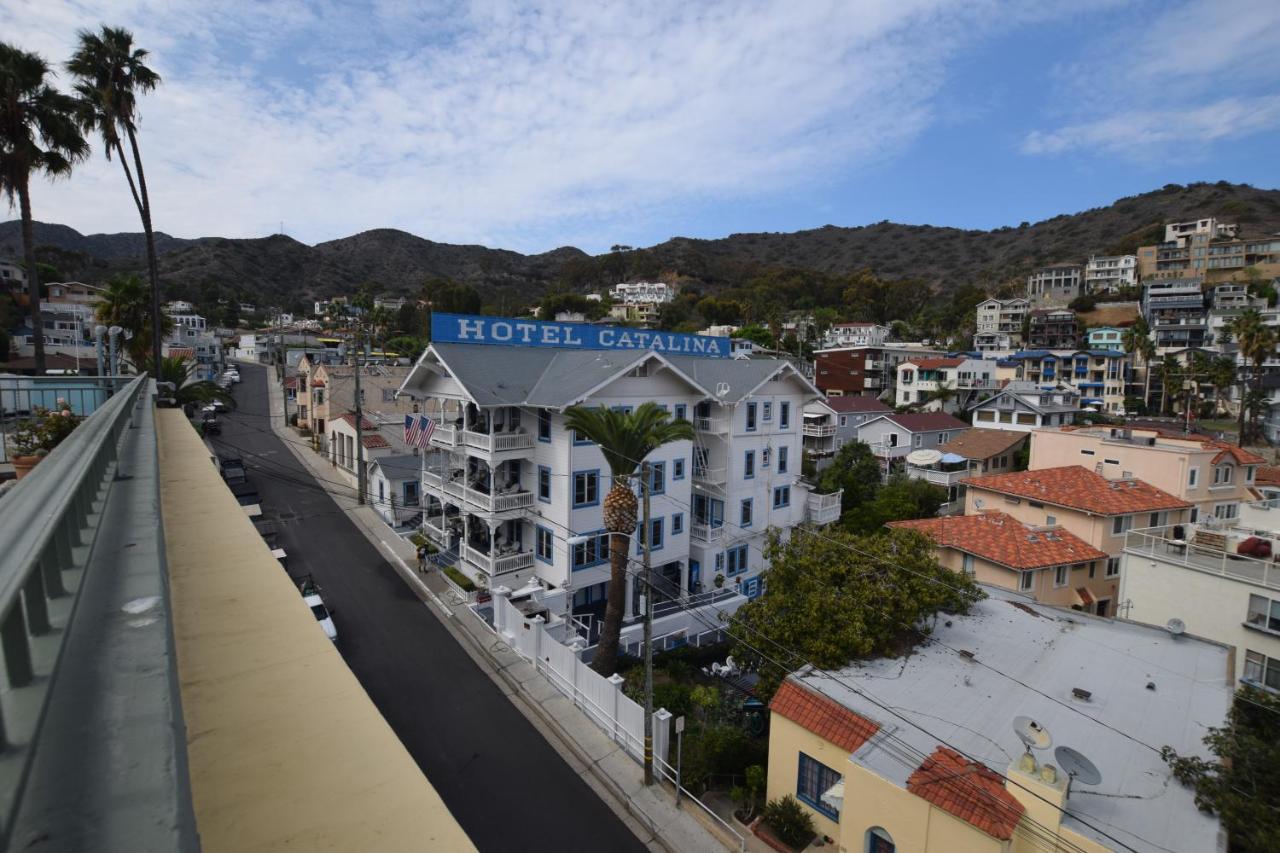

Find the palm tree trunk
[[112, 138, 144, 216], [1237, 373, 1248, 447], [591, 531, 628, 676], [125, 125, 163, 377], [17, 179, 44, 374]]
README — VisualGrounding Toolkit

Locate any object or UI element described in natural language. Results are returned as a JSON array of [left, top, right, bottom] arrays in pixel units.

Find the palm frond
[[562, 401, 695, 482]]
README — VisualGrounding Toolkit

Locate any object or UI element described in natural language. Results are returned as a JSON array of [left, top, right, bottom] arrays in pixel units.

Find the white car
[[203, 400, 229, 413], [223, 371, 241, 384], [304, 591, 338, 641]]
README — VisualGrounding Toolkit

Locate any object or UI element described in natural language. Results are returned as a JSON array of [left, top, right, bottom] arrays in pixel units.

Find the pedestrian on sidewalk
[[416, 543, 428, 573]]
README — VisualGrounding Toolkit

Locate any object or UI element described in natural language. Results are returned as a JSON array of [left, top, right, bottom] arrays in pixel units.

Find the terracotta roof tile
[[770, 680, 879, 753], [338, 412, 378, 430], [903, 357, 965, 369], [937, 428, 1026, 461], [907, 747, 1025, 841], [888, 512, 1108, 570], [1257, 465, 1280, 487], [962, 466, 1191, 515], [361, 434, 391, 449]]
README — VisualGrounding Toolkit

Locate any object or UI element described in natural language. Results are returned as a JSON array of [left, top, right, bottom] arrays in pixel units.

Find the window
[[780, 402, 790, 429], [673, 459, 685, 480], [573, 470, 599, 507], [1054, 566, 1069, 587], [773, 486, 790, 509], [797, 753, 841, 820], [638, 517, 664, 551], [961, 554, 974, 575], [840, 416, 848, 427], [573, 428, 592, 446], [1019, 571, 1034, 591], [382, 388, 397, 402], [538, 409, 551, 442], [715, 552, 725, 574], [537, 466, 552, 502], [1106, 557, 1120, 578], [1214, 503, 1239, 520], [403, 481, 419, 506], [1247, 595, 1280, 633], [866, 828, 895, 853], [571, 532, 610, 570], [762, 448, 771, 468], [649, 462, 666, 495], [535, 526, 554, 563], [744, 451, 755, 479], [778, 446, 789, 474], [725, 544, 749, 576], [913, 434, 923, 448], [763, 402, 773, 421], [1213, 465, 1234, 485], [1188, 467, 1198, 488], [1243, 650, 1280, 691], [1246, 466, 1256, 483], [746, 402, 757, 431], [672, 513, 684, 535], [674, 404, 687, 422], [740, 499, 754, 527], [1112, 515, 1133, 535]]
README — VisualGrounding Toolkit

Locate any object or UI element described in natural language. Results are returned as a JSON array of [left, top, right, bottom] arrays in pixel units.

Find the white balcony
[[1123, 526, 1280, 591], [691, 522, 726, 545], [803, 422, 837, 437], [905, 465, 970, 488], [806, 490, 842, 526], [694, 415, 731, 434], [428, 423, 457, 448], [462, 543, 534, 577], [692, 465, 726, 484], [461, 429, 535, 453], [423, 469, 534, 515]]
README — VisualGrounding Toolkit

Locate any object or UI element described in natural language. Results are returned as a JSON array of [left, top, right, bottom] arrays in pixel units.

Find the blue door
[[689, 559, 701, 592]]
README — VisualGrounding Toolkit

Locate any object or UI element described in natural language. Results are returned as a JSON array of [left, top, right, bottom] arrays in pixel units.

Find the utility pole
[[641, 461, 654, 786], [354, 319, 367, 505]]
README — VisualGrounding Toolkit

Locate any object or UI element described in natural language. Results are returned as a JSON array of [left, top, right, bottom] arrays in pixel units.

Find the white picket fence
[[491, 591, 669, 764]]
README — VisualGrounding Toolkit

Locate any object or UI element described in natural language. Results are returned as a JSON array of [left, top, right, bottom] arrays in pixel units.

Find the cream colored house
[[1029, 425, 1266, 523], [299, 361, 416, 450], [961, 466, 1191, 616], [765, 587, 1228, 853]]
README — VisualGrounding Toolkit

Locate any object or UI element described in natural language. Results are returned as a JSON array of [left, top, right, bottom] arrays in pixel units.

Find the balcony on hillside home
[[802, 420, 837, 438], [1123, 524, 1280, 591], [423, 466, 534, 515], [426, 404, 534, 456], [805, 489, 843, 525], [0, 377, 470, 852]]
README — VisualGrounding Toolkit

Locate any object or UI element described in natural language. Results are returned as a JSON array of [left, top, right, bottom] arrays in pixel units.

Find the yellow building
[[764, 588, 1230, 853]]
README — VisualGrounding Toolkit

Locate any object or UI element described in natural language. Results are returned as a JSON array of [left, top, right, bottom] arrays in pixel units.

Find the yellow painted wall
[[766, 714, 844, 842]]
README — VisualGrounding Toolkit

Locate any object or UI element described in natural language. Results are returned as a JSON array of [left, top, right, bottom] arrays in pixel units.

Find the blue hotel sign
[[431, 313, 731, 358]]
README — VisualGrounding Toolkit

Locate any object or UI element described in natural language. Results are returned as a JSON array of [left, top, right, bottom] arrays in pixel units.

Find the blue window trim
[[740, 498, 753, 528], [535, 525, 555, 564], [650, 461, 666, 495], [714, 552, 725, 573], [778, 446, 789, 473], [797, 753, 841, 820], [538, 465, 552, 503], [573, 469, 600, 508], [762, 401, 772, 421], [762, 447, 771, 468], [773, 486, 790, 509], [571, 529, 611, 571], [538, 409, 552, 442], [746, 402, 758, 432], [674, 404, 687, 422], [672, 512, 684, 535], [673, 458, 686, 480], [572, 429, 592, 446], [743, 577, 762, 600], [744, 450, 755, 479], [637, 517, 665, 553], [726, 544, 749, 576], [780, 401, 790, 429]]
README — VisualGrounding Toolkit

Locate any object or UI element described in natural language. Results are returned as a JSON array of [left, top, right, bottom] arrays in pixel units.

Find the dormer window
[[1213, 465, 1234, 485]]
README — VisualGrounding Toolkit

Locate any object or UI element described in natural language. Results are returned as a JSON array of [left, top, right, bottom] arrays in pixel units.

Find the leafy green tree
[[733, 324, 774, 348], [815, 440, 881, 513], [733, 528, 983, 699], [844, 475, 947, 534], [94, 272, 173, 367], [1163, 687, 1280, 852], [148, 355, 234, 409], [561, 402, 695, 676], [0, 42, 89, 374], [384, 335, 426, 360], [68, 26, 163, 373], [423, 278, 481, 315], [1223, 309, 1278, 445]]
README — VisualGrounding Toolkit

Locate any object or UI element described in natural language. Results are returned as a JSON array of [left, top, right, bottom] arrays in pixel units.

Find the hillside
[[3, 181, 1277, 310]]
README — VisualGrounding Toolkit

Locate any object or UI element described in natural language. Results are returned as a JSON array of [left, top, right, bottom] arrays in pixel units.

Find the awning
[[906, 449, 942, 466], [940, 453, 967, 464], [1081, 398, 1103, 404], [1076, 587, 1095, 606], [820, 779, 845, 812]]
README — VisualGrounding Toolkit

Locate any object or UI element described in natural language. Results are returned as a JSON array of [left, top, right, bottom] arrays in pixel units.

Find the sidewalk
[[257, 365, 742, 853]]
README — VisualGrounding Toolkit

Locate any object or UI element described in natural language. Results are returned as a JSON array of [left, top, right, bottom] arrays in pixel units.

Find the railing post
[[40, 542, 67, 598], [22, 569, 51, 636], [607, 673, 625, 741], [2, 604, 34, 688]]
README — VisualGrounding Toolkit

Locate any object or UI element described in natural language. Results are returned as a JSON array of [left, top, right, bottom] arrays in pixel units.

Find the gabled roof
[[933, 428, 1025, 461], [824, 396, 893, 414], [889, 512, 1108, 570], [902, 357, 965, 370], [863, 412, 967, 433], [373, 454, 423, 479], [337, 413, 377, 430], [962, 466, 1191, 515], [769, 680, 879, 753], [361, 434, 391, 449], [907, 747, 1025, 841]]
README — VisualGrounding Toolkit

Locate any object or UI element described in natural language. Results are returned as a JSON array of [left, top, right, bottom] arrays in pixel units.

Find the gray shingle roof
[[373, 454, 423, 479]]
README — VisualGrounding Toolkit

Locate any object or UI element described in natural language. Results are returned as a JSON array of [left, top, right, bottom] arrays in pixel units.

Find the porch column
[[624, 567, 636, 622], [679, 560, 689, 601]]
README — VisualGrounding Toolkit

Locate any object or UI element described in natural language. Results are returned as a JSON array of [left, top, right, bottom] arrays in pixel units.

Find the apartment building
[[1142, 278, 1209, 352], [998, 349, 1127, 412], [974, 298, 1029, 350], [1029, 424, 1266, 522], [1084, 254, 1137, 293], [813, 344, 946, 398], [1026, 309, 1078, 349], [1166, 217, 1238, 245], [609, 281, 675, 304], [801, 395, 892, 461], [295, 361, 416, 447], [894, 357, 995, 412], [766, 588, 1227, 853], [1085, 326, 1124, 349], [820, 322, 889, 349], [1120, 498, 1280, 687], [1138, 223, 1279, 284], [397, 315, 840, 642], [1025, 265, 1083, 306], [961, 466, 1191, 615], [607, 301, 662, 326]]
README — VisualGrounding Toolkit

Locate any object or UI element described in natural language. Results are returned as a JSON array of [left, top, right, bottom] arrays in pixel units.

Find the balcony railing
[[806, 489, 843, 525], [905, 465, 970, 487], [0, 375, 133, 462], [422, 469, 534, 514], [690, 522, 725, 544], [462, 543, 534, 576], [803, 422, 837, 437], [693, 415, 731, 434], [1123, 527, 1280, 591], [460, 429, 535, 453], [428, 423, 457, 448], [692, 465, 726, 484]]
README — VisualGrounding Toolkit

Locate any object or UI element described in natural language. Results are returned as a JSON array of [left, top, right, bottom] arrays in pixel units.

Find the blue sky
[[5, 0, 1279, 255]]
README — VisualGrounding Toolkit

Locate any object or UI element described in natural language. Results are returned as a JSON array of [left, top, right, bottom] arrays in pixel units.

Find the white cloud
[[3, 0, 1080, 252]]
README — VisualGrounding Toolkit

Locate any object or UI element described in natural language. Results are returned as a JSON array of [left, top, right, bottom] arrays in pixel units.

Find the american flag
[[404, 414, 436, 448]]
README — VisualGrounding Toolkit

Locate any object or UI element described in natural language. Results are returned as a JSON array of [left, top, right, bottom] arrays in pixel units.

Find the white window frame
[[1019, 571, 1035, 592], [1188, 467, 1199, 488], [1106, 557, 1120, 578], [1054, 566, 1069, 587]]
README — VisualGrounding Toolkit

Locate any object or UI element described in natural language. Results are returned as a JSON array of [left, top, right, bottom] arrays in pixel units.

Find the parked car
[[298, 576, 337, 642], [202, 417, 221, 435], [203, 400, 229, 413]]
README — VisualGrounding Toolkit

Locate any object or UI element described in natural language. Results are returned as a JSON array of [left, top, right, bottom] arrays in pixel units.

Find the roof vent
[[958, 649, 976, 661], [1071, 687, 1092, 702]]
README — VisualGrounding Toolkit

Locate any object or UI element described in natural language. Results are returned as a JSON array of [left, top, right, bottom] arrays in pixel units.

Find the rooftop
[[793, 587, 1229, 853], [889, 511, 1108, 570], [822, 395, 893, 415], [875, 412, 968, 433], [902, 357, 965, 370], [936, 428, 1026, 461], [962, 466, 1191, 515]]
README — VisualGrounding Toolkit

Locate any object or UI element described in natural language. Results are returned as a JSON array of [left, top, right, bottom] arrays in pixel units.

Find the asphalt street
[[209, 364, 648, 853]]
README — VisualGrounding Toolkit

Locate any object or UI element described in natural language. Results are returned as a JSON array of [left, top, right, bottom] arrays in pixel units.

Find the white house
[[820, 323, 889, 350], [855, 412, 967, 464], [397, 320, 842, 646], [969, 380, 1080, 432], [894, 357, 995, 412], [609, 281, 675, 304], [974, 298, 1029, 349], [233, 333, 259, 361], [1084, 255, 1137, 293], [801, 395, 892, 462], [370, 454, 424, 529]]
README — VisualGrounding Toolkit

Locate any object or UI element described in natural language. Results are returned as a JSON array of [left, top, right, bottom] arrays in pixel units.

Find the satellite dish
[[1166, 618, 1186, 638], [974, 498, 984, 509], [1013, 716, 1052, 752], [715, 382, 730, 398], [1055, 746, 1102, 789]]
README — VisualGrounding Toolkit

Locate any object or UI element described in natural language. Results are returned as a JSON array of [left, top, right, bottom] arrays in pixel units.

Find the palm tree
[[67, 27, 163, 373], [1121, 317, 1155, 410], [0, 43, 88, 374], [148, 355, 234, 409], [1208, 355, 1237, 419], [1224, 309, 1278, 446], [94, 273, 173, 367], [562, 402, 694, 675], [1157, 358, 1181, 416]]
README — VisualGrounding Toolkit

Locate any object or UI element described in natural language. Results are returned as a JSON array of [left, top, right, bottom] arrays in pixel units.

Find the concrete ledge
[[157, 411, 474, 853]]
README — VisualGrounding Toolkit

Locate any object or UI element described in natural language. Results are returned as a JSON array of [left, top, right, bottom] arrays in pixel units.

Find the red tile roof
[[884, 413, 968, 433], [907, 747, 1025, 840], [1257, 465, 1280, 487], [338, 413, 377, 430], [769, 680, 879, 753], [962, 466, 1191, 515], [903, 357, 965, 370], [1210, 444, 1268, 465], [824, 396, 893, 414], [888, 512, 1108, 570], [361, 434, 391, 449]]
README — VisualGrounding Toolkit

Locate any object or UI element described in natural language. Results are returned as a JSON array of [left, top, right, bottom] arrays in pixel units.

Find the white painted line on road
[[381, 541, 453, 619]]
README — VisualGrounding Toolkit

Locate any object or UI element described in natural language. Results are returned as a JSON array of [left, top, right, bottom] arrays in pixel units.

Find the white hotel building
[[398, 327, 841, 642]]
